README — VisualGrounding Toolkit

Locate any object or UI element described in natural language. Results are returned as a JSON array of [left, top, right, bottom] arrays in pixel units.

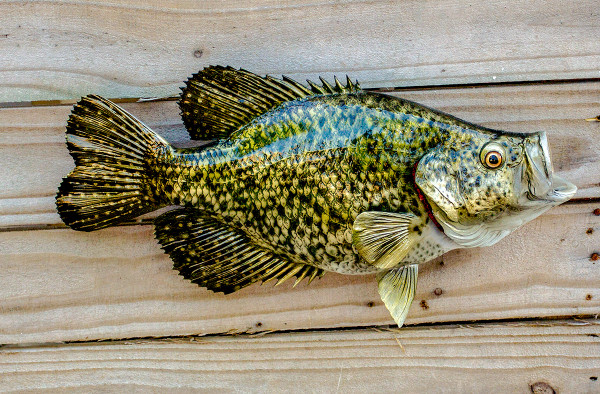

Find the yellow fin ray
[[352, 211, 423, 269], [154, 208, 324, 294], [377, 264, 418, 328]]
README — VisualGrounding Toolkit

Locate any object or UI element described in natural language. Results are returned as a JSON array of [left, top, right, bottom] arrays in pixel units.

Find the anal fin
[[154, 208, 324, 294], [377, 264, 418, 328]]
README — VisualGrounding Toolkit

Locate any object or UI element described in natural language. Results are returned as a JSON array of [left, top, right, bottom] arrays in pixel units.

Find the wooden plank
[[1, 0, 600, 102], [0, 202, 598, 344], [1, 320, 598, 392], [1, 81, 599, 229]]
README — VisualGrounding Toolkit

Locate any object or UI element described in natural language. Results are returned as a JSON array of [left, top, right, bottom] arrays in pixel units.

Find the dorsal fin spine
[[307, 80, 325, 94], [232, 70, 289, 103], [263, 76, 301, 101], [282, 75, 313, 95], [334, 76, 344, 92], [179, 66, 362, 140], [188, 76, 266, 111], [267, 76, 312, 101], [319, 76, 334, 93]]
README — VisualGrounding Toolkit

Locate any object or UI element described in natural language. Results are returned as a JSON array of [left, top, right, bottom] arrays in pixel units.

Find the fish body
[[155, 93, 453, 274], [56, 67, 576, 327]]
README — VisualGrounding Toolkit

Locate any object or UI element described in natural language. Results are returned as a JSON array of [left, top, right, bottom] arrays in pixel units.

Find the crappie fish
[[56, 66, 576, 327]]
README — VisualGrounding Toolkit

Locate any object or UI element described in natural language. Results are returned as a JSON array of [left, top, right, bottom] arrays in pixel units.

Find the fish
[[55, 66, 577, 327]]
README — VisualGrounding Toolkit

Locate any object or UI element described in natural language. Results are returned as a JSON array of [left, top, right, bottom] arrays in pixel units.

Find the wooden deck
[[2, 321, 599, 392], [1, 0, 599, 391]]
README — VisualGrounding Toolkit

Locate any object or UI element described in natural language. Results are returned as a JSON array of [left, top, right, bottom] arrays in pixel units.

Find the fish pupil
[[484, 150, 502, 168]]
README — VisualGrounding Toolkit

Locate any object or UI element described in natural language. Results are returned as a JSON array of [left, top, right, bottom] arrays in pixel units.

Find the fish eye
[[480, 143, 505, 169]]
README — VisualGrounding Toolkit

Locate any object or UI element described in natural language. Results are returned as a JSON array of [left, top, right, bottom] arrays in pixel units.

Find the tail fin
[[56, 95, 169, 231]]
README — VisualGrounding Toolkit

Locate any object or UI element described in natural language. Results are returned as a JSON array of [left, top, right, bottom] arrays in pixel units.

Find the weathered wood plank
[[1, 0, 600, 101], [1, 320, 598, 392], [0, 202, 598, 344], [1, 81, 599, 229]]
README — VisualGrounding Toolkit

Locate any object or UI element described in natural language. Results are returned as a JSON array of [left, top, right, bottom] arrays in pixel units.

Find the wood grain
[[1, 0, 600, 101], [1, 320, 598, 392], [1, 201, 598, 344], [1, 81, 599, 229]]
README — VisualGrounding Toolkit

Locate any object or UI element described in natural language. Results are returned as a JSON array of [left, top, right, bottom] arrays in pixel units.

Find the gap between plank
[[1, 315, 597, 349], [1, 76, 600, 109]]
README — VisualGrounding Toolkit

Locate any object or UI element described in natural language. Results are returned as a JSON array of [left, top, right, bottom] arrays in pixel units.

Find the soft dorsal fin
[[154, 208, 324, 294], [179, 66, 361, 140]]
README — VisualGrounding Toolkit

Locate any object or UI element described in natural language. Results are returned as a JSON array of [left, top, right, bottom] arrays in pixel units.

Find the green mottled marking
[[56, 66, 576, 300], [154, 92, 458, 273]]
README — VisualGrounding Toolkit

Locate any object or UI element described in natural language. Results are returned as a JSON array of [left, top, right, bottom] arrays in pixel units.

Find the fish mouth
[[523, 131, 576, 203], [545, 175, 577, 203]]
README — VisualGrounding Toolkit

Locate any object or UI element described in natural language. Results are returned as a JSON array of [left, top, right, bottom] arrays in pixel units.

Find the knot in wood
[[530, 381, 556, 394]]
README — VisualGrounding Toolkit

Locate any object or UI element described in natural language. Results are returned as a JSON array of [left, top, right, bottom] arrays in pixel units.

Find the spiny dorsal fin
[[179, 66, 361, 140], [154, 208, 324, 294]]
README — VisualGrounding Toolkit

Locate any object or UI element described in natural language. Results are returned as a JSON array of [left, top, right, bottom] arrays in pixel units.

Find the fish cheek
[[461, 166, 516, 220], [417, 145, 512, 225]]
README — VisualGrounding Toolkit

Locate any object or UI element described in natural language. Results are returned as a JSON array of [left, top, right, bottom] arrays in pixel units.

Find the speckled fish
[[56, 66, 576, 327]]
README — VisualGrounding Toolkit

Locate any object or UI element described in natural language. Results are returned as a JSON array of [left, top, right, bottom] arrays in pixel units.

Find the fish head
[[415, 129, 576, 247]]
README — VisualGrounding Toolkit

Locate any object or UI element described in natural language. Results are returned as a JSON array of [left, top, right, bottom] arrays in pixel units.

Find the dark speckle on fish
[[55, 66, 577, 328]]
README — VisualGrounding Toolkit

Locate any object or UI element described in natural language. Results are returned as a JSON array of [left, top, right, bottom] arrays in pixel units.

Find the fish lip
[[545, 175, 577, 202]]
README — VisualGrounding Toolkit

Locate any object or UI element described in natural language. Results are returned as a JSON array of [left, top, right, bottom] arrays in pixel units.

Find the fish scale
[[153, 95, 446, 274], [56, 66, 576, 327]]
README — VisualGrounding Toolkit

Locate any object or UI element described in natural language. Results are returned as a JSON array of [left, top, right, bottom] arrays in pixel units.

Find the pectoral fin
[[352, 211, 422, 269], [377, 264, 418, 328]]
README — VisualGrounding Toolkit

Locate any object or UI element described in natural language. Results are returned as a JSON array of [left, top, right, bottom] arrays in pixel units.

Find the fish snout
[[524, 131, 552, 198], [524, 131, 576, 202]]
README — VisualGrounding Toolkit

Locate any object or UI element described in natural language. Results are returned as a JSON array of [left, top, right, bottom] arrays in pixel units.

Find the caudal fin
[[56, 95, 169, 231]]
